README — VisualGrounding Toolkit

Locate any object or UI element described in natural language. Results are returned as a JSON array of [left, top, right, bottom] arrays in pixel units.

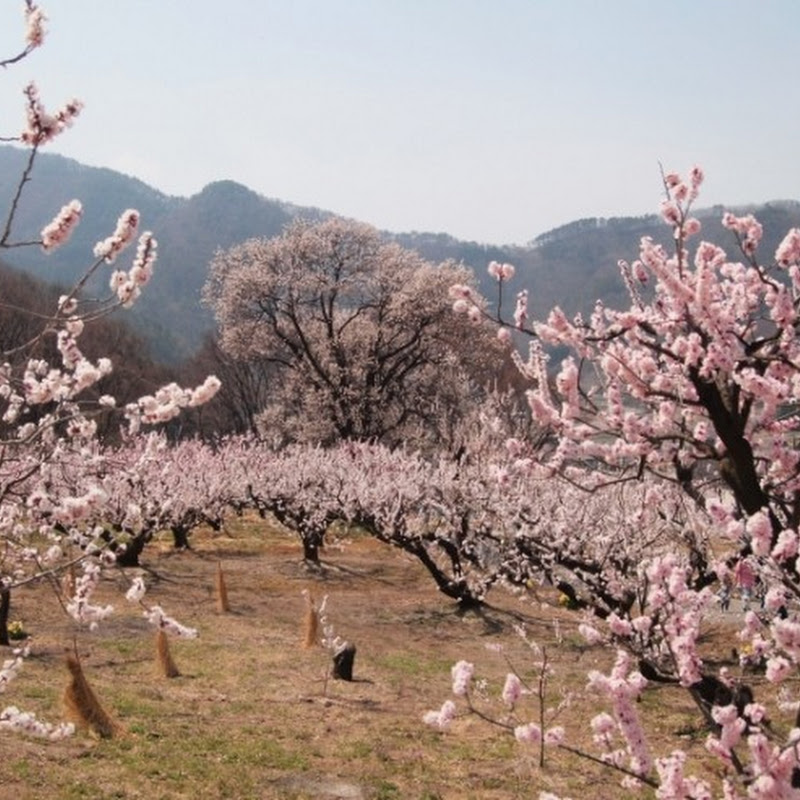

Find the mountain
[[0, 146, 328, 361], [396, 202, 800, 323], [2, 145, 799, 362]]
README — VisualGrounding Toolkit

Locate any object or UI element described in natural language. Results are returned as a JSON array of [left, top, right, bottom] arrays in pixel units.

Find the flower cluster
[[65, 560, 114, 630], [124, 377, 221, 433], [94, 209, 139, 263], [487, 260, 515, 282], [0, 707, 74, 741], [110, 231, 157, 306], [19, 82, 82, 146], [144, 606, 198, 639], [40, 199, 82, 250], [24, 3, 46, 49]]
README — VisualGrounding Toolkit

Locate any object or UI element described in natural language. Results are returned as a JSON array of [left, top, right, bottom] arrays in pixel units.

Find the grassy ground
[[0, 517, 756, 799]]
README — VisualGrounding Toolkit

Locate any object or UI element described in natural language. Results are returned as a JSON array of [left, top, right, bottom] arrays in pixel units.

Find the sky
[[1, 0, 799, 245]]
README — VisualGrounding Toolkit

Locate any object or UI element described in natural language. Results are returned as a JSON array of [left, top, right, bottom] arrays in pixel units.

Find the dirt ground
[[0, 517, 753, 799]]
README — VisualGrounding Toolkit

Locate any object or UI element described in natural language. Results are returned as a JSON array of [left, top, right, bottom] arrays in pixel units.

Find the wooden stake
[[302, 590, 319, 649], [62, 563, 76, 600], [155, 629, 181, 678], [216, 562, 230, 613]]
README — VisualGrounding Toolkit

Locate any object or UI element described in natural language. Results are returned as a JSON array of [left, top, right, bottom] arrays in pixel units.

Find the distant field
[[0, 517, 754, 799]]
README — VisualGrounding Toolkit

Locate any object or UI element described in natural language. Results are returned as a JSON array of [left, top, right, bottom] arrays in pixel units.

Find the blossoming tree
[[440, 168, 800, 796], [0, 2, 218, 738], [203, 217, 502, 448]]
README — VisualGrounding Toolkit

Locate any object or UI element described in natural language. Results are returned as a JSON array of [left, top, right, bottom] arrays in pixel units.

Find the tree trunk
[[0, 588, 10, 647], [116, 534, 147, 567], [410, 544, 484, 609], [332, 642, 356, 681], [302, 536, 321, 566], [171, 525, 191, 550]]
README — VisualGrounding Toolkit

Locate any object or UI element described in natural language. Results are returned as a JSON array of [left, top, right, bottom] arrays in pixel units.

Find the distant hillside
[[0, 147, 319, 361], [2, 145, 798, 363]]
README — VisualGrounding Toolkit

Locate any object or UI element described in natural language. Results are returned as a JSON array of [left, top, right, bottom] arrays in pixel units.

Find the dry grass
[[0, 516, 758, 799]]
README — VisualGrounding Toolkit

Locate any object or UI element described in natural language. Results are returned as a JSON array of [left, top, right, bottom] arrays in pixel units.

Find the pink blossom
[[744, 703, 766, 724], [487, 261, 516, 282], [188, 375, 221, 407], [772, 619, 800, 661], [591, 712, 616, 738], [0, 648, 27, 694], [58, 295, 78, 314], [0, 706, 74, 740], [94, 209, 140, 263], [607, 612, 633, 637], [763, 585, 788, 613], [501, 673, 522, 706], [125, 577, 147, 603], [710, 704, 745, 752], [747, 511, 773, 557], [144, 605, 197, 638], [654, 750, 712, 799], [689, 165, 704, 189], [66, 562, 114, 629], [41, 200, 82, 250], [776, 228, 800, 267], [544, 726, 565, 745], [631, 615, 652, 635], [423, 699, 457, 730], [128, 232, 158, 286], [683, 217, 702, 237], [514, 722, 542, 744], [451, 660, 474, 696], [660, 200, 681, 227], [578, 623, 604, 645], [24, 4, 47, 48], [19, 82, 82, 146], [672, 182, 689, 203], [448, 284, 473, 301]]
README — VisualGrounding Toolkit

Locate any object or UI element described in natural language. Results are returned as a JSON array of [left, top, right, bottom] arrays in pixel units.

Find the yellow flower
[[8, 620, 27, 640]]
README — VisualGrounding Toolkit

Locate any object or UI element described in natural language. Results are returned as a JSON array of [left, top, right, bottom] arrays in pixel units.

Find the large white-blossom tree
[[204, 217, 502, 447]]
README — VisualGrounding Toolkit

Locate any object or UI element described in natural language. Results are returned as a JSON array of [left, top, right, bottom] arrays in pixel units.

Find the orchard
[[3, 3, 800, 799]]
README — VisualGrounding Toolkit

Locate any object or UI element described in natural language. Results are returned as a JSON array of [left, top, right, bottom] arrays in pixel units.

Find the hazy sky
[[2, 1, 798, 244]]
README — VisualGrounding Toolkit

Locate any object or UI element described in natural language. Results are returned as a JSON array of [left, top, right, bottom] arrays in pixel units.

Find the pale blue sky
[[2, 1, 798, 244]]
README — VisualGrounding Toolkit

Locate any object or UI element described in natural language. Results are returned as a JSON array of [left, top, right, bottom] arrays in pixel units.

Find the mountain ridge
[[2, 145, 798, 363]]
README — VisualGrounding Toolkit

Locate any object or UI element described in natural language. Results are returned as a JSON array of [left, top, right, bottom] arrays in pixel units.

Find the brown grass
[[0, 516, 772, 799]]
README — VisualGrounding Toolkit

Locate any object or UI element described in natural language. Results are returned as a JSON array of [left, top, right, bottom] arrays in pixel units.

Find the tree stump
[[332, 642, 356, 681]]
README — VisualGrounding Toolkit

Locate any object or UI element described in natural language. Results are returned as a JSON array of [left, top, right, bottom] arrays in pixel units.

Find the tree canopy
[[204, 217, 502, 447]]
